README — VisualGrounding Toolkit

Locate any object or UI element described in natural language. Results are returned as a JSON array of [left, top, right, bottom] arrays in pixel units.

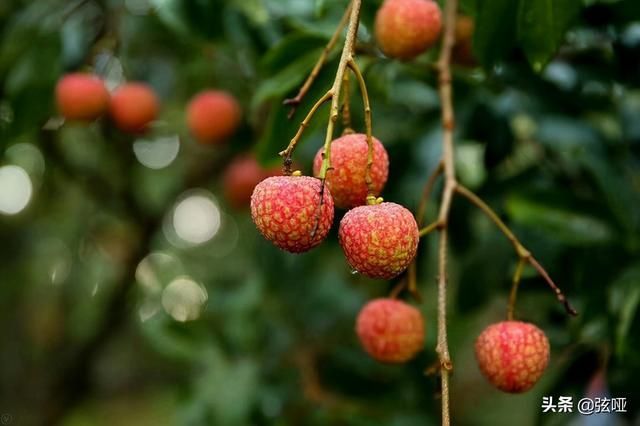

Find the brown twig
[[454, 184, 577, 316], [283, 1, 353, 119], [433, 0, 458, 424]]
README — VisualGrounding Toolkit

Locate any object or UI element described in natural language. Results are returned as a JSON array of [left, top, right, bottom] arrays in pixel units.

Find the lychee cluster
[[475, 321, 550, 393], [55, 73, 160, 132]]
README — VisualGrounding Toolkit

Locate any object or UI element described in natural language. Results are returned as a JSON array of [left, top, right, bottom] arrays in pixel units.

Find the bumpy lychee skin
[[375, 0, 442, 60], [56, 73, 110, 121], [339, 202, 418, 279], [356, 298, 425, 363], [475, 321, 550, 393], [187, 90, 241, 144], [109, 83, 159, 133], [251, 176, 334, 253], [312, 133, 389, 209], [224, 155, 280, 209]]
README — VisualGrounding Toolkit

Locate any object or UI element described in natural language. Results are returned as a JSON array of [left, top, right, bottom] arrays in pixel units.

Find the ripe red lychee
[[374, 0, 442, 60], [109, 83, 159, 133], [187, 90, 241, 144], [223, 155, 281, 209], [356, 298, 424, 363], [251, 176, 334, 253], [55, 73, 110, 121], [475, 321, 550, 393], [339, 202, 418, 279], [312, 133, 389, 209]]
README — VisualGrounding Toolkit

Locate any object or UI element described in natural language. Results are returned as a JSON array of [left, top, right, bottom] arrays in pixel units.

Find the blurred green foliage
[[1, 0, 639, 425]]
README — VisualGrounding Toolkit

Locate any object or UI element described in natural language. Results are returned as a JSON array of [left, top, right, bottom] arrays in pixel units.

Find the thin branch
[[455, 184, 577, 317], [341, 70, 354, 133], [284, 1, 353, 119], [434, 0, 458, 424], [416, 161, 444, 226], [507, 257, 526, 320], [419, 220, 440, 237], [279, 90, 333, 174], [316, 0, 363, 181], [346, 58, 375, 200]]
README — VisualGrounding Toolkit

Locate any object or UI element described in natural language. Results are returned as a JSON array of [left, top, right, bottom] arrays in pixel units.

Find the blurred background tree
[[0, 0, 639, 425]]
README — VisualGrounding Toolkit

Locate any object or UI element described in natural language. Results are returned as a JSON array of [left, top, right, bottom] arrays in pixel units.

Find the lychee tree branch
[[346, 58, 376, 201], [433, 0, 458, 424], [341, 70, 354, 133], [283, 0, 353, 119], [507, 257, 526, 321], [455, 184, 578, 317], [317, 0, 363, 182]]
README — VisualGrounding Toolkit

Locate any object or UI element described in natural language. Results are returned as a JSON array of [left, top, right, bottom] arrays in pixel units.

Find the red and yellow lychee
[[109, 83, 159, 133], [55, 73, 110, 121], [251, 176, 334, 253], [312, 133, 389, 209], [474, 321, 550, 393], [223, 155, 281, 209], [339, 202, 418, 279], [187, 90, 241, 144], [374, 0, 442, 60], [356, 298, 424, 363]]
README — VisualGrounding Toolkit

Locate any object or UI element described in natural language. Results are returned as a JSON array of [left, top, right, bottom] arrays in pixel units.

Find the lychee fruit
[[312, 133, 389, 209], [339, 202, 418, 279], [356, 298, 424, 363], [223, 155, 281, 209], [251, 175, 334, 253], [374, 0, 442, 60], [475, 321, 550, 393], [187, 90, 241, 144], [109, 83, 159, 133], [55, 73, 110, 121]]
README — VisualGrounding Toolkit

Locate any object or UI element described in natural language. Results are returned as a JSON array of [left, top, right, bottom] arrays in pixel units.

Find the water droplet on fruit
[[351, 269, 359, 275]]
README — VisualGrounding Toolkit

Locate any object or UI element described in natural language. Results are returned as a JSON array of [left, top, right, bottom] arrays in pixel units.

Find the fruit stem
[[416, 161, 444, 226], [507, 257, 526, 320], [347, 58, 375, 199], [455, 184, 578, 316], [279, 90, 333, 174], [318, 0, 363, 182], [418, 220, 440, 237], [283, 0, 353, 119], [434, 0, 459, 424], [341, 69, 354, 133]]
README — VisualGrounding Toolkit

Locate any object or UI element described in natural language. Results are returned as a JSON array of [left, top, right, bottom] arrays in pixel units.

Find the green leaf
[[517, 0, 582, 71], [505, 194, 615, 245], [473, 0, 519, 69], [608, 266, 640, 357], [149, 0, 224, 40]]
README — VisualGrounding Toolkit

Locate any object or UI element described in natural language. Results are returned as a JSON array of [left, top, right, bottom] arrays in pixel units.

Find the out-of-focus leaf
[[149, 0, 224, 40], [505, 194, 615, 245], [517, 0, 581, 71], [473, 0, 519, 69], [608, 265, 640, 357]]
